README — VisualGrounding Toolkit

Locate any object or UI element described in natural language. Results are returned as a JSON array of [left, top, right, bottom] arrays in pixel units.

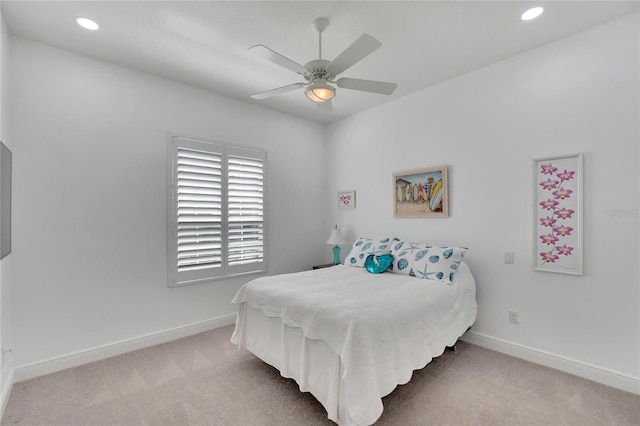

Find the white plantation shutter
[[169, 137, 267, 286], [176, 148, 223, 273], [227, 152, 265, 268]]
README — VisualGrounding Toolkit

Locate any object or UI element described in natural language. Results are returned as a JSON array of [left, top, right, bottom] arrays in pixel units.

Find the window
[[168, 135, 267, 286]]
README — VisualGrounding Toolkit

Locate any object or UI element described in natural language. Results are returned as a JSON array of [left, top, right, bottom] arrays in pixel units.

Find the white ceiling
[[2, 1, 638, 124]]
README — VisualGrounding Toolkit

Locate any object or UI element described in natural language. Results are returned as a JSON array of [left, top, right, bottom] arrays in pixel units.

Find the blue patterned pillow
[[390, 241, 467, 284], [364, 254, 394, 274], [345, 236, 395, 268], [389, 240, 431, 276]]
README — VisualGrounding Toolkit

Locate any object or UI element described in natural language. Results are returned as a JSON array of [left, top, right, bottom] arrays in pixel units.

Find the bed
[[231, 238, 477, 425]]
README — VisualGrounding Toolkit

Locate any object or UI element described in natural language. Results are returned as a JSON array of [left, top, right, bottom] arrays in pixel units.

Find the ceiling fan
[[249, 18, 397, 111]]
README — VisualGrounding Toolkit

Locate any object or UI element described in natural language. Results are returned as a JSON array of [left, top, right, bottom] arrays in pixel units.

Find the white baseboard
[[13, 314, 236, 383], [461, 330, 640, 395], [1, 367, 14, 419]]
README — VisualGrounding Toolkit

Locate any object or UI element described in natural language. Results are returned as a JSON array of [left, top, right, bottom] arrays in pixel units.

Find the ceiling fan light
[[76, 17, 100, 30], [305, 82, 335, 103], [521, 7, 544, 21]]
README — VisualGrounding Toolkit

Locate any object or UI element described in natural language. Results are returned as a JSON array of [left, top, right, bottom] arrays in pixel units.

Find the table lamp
[[326, 225, 346, 265]]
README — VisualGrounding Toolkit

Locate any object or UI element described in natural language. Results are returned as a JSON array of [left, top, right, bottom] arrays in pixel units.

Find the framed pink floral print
[[338, 190, 356, 208], [534, 154, 583, 275]]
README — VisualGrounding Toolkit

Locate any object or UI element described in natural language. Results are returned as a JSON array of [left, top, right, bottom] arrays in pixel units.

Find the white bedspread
[[231, 264, 477, 425]]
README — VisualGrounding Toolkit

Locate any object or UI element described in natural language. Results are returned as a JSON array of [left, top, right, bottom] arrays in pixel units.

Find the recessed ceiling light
[[76, 17, 99, 31], [521, 7, 544, 21]]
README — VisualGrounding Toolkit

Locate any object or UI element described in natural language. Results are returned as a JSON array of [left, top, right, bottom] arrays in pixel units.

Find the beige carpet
[[2, 324, 639, 425]]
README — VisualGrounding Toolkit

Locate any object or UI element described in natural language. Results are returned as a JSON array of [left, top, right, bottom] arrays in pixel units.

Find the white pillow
[[390, 240, 467, 284], [345, 237, 395, 268]]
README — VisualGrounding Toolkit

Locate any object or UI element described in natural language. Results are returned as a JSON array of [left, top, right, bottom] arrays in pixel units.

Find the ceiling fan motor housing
[[304, 59, 334, 83]]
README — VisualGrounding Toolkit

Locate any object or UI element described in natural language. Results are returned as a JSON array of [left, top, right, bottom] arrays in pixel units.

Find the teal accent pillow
[[364, 254, 394, 274]]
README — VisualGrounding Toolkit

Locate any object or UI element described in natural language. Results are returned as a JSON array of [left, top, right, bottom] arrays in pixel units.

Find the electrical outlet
[[504, 251, 514, 264], [509, 310, 519, 324]]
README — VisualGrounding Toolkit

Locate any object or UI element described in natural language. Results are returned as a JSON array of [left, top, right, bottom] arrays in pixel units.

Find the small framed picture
[[338, 190, 356, 208]]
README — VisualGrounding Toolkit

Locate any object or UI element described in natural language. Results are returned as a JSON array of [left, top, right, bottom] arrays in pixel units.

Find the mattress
[[231, 263, 477, 425]]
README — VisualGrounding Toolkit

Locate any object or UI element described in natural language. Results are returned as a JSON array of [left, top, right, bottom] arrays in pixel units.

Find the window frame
[[167, 134, 268, 287]]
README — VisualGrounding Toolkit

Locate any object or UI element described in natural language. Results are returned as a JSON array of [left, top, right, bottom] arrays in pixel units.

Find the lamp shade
[[326, 226, 346, 245]]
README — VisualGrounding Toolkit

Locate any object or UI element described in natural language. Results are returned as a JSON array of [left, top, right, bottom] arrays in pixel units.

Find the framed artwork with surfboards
[[393, 166, 448, 218]]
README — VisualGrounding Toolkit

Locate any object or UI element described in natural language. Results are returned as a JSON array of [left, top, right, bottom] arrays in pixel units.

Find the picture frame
[[394, 166, 448, 218], [338, 190, 356, 208], [534, 153, 583, 275], [1, 141, 12, 260]]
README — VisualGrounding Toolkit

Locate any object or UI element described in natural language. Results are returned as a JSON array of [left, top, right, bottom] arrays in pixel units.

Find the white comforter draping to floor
[[231, 264, 477, 425]]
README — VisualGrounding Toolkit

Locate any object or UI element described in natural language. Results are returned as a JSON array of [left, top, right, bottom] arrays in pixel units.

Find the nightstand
[[312, 263, 334, 270]]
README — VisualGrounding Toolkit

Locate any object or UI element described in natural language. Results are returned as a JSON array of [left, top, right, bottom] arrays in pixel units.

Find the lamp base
[[331, 245, 342, 265]]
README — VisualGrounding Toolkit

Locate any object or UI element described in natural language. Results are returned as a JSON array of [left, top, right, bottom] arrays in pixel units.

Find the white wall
[[326, 13, 639, 381], [8, 36, 330, 367], [0, 6, 15, 408]]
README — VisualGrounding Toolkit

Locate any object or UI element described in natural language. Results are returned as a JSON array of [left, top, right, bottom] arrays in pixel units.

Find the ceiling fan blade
[[327, 34, 382, 75], [251, 83, 306, 100], [336, 78, 397, 95], [249, 44, 308, 75], [317, 100, 333, 112]]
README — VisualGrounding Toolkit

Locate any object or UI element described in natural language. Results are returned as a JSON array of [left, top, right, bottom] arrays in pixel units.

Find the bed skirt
[[232, 303, 356, 425]]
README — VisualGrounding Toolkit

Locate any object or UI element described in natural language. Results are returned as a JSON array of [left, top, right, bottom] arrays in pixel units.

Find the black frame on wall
[[1, 141, 12, 260]]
